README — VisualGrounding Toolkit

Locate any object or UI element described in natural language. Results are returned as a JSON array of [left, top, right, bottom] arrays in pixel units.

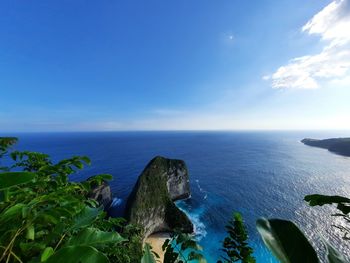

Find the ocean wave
[[176, 200, 207, 241], [110, 197, 122, 207], [188, 211, 207, 241]]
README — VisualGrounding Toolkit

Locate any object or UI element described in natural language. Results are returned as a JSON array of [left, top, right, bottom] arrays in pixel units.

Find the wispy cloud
[[264, 0, 350, 89]]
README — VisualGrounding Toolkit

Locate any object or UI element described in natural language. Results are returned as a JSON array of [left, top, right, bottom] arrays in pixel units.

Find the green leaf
[[96, 174, 113, 181], [81, 156, 91, 165], [71, 206, 103, 230], [19, 242, 46, 253], [336, 203, 350, 215], [38, 213, 60, 225], [41, 247, 54, 262], [141, 243, 157, 263], [0, 137, 17, 157], [304, 195, 350, 207], [326, 242, 348, 263], [162, 238, 170, 251], [163, 245, 178, 263], [1, 188, 9, 202], [0, 172, 36, 190], [46, 245, 109, 263], [0, 203, 26, 223], [65, 228, 126, 247], [305, 194, 350, 215], [26, 224, 35, 240], [181, 239, 200, 251], [22, 205, 30, 218], [256, 218, 319, 263], [85, 199, 99, 208], [187, 251, 206, 262], [74, 162, 84, 169], [88, 174, 113, 184]]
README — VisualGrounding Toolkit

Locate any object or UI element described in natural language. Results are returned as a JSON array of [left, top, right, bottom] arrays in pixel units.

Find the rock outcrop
[[126, 156, 193, 238], [88, 180, 112, 209], [301, 138, 350, 157]]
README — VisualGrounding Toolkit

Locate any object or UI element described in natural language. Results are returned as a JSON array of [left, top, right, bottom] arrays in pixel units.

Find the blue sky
[[1, 0, 350, 131]]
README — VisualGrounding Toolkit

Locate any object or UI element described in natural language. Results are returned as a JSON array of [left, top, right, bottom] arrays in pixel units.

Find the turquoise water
[[8, 131, 350, 262]]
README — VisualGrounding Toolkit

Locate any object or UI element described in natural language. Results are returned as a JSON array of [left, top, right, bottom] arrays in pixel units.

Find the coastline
[[144, 232, 170, 262]]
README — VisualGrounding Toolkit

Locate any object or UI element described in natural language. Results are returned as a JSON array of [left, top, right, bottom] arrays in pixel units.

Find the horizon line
[[2, 128, 350, 134]]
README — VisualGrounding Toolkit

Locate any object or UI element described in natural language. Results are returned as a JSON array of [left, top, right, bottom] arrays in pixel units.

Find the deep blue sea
[[5, 131, 350, 262]]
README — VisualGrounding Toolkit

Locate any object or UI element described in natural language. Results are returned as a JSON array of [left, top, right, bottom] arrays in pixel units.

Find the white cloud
[[265, 0, 350, 89], [302, 0, 350, 43]]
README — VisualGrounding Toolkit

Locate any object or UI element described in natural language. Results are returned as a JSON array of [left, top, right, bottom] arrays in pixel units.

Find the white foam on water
[[188, 210, 207, 241], [176, 200, 207, 241], [110, 197, 122, 207], [195, 179, 208, 200]]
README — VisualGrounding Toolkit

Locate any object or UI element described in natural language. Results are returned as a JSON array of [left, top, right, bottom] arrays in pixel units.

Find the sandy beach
[[144, 232, 170, 262]]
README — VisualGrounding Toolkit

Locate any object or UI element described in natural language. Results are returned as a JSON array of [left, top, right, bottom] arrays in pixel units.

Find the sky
[[1, 0, 350, 132]]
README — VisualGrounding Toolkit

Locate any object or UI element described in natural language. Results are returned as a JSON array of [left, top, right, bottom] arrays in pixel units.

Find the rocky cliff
[[125, 156, 193, 238], [302, 138, 350, 157], [88, 180, 112, 209]]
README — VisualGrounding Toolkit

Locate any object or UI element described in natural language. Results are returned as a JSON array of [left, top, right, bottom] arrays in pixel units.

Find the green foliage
[[44, 228, 126, 263], [0, 137, 17, 158], [0, 138, 142, 263], [141, 243, 158, 263], [0, 137, 18, 171], [41, 247, 54, 262], [65, 227, 126, 247], [305, 194, 350, 212], [10, 151, 52, 172], [71, 206, 104, 230], [161, 232, 206, 263], [218, 212, 255, 263], [256, 218, 319, 263], [45, 245, 109, 263], [305, 194, 350, 240], [303, 194, 350, 262], [87, 174, 113, 186], [0, 172, 36, 190]]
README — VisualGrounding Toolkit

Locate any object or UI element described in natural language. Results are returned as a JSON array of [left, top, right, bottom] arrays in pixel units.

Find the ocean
[[6, 131, 350, 262]]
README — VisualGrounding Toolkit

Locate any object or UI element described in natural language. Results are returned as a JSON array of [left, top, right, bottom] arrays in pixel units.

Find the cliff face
[[166, 159, 191, 201], [302, 138, 350, 157], [125, 156, 193, 238]]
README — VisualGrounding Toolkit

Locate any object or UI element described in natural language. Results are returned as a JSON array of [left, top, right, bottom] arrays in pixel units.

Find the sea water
[[7, 131, 350, 262]]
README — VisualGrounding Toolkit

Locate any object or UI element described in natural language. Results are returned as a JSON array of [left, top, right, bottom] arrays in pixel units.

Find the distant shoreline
[[301, 137, 350, 157]]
